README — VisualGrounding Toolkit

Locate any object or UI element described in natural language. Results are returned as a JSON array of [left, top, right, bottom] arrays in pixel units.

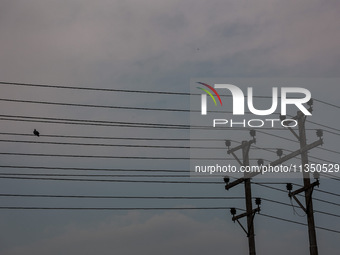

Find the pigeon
[[33, 129, 40, 137]]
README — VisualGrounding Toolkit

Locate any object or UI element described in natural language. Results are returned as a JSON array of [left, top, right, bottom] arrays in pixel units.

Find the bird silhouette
[[33, 129, 40, 137]]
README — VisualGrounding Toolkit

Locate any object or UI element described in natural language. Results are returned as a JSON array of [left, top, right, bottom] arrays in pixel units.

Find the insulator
[[316, 129, 323, 138], [279, 115, 286, 121], [286, 183, 293, 191], [223, 176, 230, 184], [307, 98, 314, 106], [250, 129, 256, 138], [313, 172, 320, 180], [276, 149, 283, 157], [257, 159, 264, 166]]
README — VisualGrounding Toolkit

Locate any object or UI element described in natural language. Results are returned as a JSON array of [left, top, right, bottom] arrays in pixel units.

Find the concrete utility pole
[[243, 142, 256, 255], [225, 132, 258, 255], [287, 112, 319, 255], [299, 114, 318, 255]]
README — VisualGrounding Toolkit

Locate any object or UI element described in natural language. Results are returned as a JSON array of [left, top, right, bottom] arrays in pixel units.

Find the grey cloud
[[1, 0, 339, 88]]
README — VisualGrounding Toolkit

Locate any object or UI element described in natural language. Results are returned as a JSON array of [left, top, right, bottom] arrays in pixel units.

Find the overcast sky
[[0, 1, 339, 254]]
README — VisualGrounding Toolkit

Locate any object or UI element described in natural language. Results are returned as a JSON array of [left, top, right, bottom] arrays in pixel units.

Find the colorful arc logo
[[197, 82, 222, 115], [197, 82, 222, 106]]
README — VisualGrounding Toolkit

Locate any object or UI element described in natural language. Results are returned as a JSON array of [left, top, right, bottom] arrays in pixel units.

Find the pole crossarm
[[289, 180, 319, 214], [289, 181, 319, 197], [232, 208, 260, 221], [227, 139, 255, 155], [232, 208, 261, 237]]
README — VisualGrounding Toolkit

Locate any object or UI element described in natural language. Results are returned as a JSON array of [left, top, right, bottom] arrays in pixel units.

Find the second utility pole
[[298, 113, 318, 255], [243, 141, 256, 255]]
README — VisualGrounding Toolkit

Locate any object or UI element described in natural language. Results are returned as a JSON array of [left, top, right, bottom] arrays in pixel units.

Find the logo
[[196, 82, 223, 115], [198, 83, 312, 116]]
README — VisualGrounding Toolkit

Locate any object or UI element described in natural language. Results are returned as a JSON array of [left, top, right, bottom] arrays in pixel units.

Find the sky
[[0, 0, 339, 254]]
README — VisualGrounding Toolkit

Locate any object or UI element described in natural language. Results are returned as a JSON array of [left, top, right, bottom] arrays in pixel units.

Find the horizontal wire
[[0, 165, 190, 173], [0, 81, 192, 95], [2, 138, 339, 159], [0, 114, 338, 134], [321, 172, 340, 181], [2, 115, 324, 132], [0, 152, 235, 160], [254, 181, 340, 197], [0, 173, 193, 178], [0, 131, 338, 158], [0, 193, 241, 200], [0, 202, 337, 233], [0, 192, 337, 218], [0, 206, 240, 211], [0, 176, 222, 184], [259, 213, 340, 234], [0, 132, 227, 141], [0, 139, 225, 150], [1, 81, 339, 109], [314, 98, 340, 109], [0, 131, 337, 165], [1, 171, 339, 197], [3, 97, 338, 133], [312, 188, 340, 197], [262, 198, 340, 218], [254, 183, 340, 207]]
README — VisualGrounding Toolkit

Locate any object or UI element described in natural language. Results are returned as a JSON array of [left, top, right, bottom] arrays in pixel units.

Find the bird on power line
[[33, 129, 40, 137]]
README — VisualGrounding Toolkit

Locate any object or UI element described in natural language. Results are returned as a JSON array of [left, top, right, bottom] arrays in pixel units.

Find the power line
[[1, 172, 339, 196], [0, 193, 242, 200], [262, 198, 340, 218], [253, 183, 340, 207], [2, 116, 340, 139], [259, 213, 340, 234], [0, 97, 244, 115], [0, 98, 191, 112], [1, 191, 337, 218], [0, 173, 193, 178], [0, 202, 337, 234], [256, 129, 340, 156], [0, 132, 228, 142], [253, 181, 340, 198], [3, 114, 326, 132], [0, 176, 222, 184], [0, 206, 240, 211], [0, 131, 338, 158], [0, 139, 225, 150], [321, 172, 340, 181], [0, 116, 191, 130], [314, 98, 340, 110], [0, 81, 192, 95], [1, 97, 339, 133], [312, 188, 340, 198], [0, 152, 236, 160], [0, 165, 190, 173], [1, 81, 339, 110]]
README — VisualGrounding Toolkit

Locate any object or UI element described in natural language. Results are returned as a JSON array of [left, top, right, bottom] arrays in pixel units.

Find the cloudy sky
[[0, 0, 339, 254]]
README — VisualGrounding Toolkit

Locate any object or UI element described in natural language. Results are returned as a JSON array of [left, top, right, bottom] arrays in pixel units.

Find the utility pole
[[225, 131, 258, 255], [299, 112, 318, 255], [243, 142, 256, 255], [286, 111, 320, 255]]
